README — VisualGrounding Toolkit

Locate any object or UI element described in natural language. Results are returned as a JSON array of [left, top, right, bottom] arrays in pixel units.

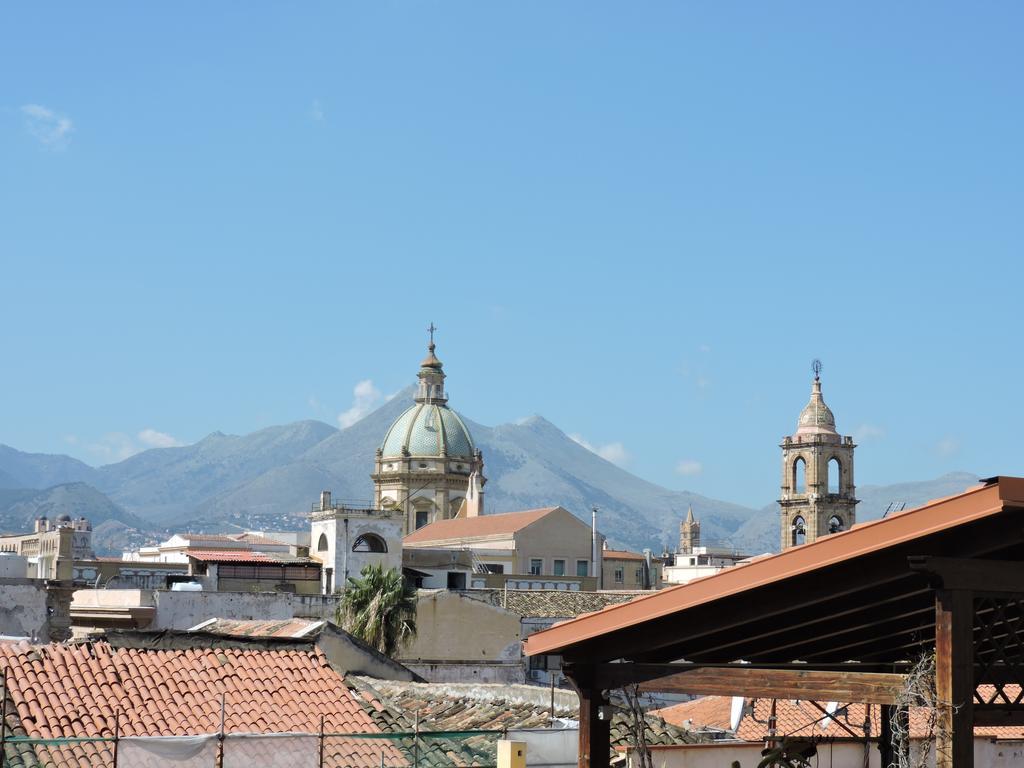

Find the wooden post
[[879, 704, 894, 768], [935, 590, 974, 768], [571, 667, 610, 768]]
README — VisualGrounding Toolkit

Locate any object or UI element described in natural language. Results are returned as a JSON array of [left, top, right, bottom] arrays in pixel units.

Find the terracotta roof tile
[[403, 507, 561, 544], [655, 695, 1024, 742], [602, 550, 647, 561], [184, 550, 314, 565], [0, 641, 398, 768]]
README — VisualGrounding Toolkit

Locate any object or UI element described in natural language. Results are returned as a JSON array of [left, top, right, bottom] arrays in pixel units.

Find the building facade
[[371, 334, 486, 534], [0, 515, 93, 580], [778, 367, 858, 550], [309, 491, 403, 593]]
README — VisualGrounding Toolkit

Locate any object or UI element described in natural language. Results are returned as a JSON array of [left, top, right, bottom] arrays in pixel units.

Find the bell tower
[[778, 361, 857, 550]]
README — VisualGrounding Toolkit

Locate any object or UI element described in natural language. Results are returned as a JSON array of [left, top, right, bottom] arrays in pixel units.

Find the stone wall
[[0, 578, 50, 640], [148, 590, 344, 630]]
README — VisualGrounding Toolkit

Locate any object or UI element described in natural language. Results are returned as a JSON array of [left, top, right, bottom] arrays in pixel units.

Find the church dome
[[379, 330, 477, 459], [380, 402, 476, 458], [795, 375, 837, 436]]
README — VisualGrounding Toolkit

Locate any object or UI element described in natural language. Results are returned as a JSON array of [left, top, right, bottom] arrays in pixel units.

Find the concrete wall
[[398, 589, 523, 683], [151, 590, 296, 629], [402, 660, 523, 685], [0, 578, 50, 640]]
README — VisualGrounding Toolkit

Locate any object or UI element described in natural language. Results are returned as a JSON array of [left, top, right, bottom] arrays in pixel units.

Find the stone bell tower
[[778, 361, 857, 550]]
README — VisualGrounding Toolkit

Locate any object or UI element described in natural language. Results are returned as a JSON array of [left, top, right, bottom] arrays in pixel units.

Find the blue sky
[[1, 3, 1022, 507]]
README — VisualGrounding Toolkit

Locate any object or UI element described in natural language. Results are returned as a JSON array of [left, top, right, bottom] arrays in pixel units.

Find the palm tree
[[337, 562, 417, 657]]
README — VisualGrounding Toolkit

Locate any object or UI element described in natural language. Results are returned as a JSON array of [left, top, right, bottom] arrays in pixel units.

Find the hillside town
[[0, 335, 1020, 768]]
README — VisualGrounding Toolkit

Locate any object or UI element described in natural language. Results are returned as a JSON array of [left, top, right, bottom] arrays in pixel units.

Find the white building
[[309, 491, 403, 594]]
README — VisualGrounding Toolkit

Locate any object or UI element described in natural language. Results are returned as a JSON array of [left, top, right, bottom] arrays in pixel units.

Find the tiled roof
[[602, 549, 646, 561], [0, 640, 395, 768], [349, 676, 700, 763], [403, 508, 561, 545], [178, 533, 242, 543], [184, 550, 314, 565], [464, 589, 647, 618], [191, 618, 324, 639], [655, 695, 1024, 741]]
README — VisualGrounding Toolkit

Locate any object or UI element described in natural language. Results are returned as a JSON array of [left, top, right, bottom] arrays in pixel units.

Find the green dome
[[380, 403, 476, 458]]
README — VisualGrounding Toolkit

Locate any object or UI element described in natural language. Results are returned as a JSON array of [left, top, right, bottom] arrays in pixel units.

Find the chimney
[[643, 548, 653, 590], [320, 491, 332, 512], [591, 507, 602, 589]]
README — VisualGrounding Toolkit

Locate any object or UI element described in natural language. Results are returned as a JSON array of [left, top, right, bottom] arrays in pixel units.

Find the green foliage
[[337, 563, 417, 657]]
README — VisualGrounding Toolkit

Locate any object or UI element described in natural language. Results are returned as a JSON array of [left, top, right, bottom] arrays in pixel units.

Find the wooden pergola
[[524, 477, 1024, 768]]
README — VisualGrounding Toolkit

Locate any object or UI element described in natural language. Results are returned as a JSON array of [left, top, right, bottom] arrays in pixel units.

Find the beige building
[[779, 364, 858, 550], [403, 506, 603, 587], [0, 515, 93, 580], [601, 547, 662, 590], [371, 333, 486, 534]]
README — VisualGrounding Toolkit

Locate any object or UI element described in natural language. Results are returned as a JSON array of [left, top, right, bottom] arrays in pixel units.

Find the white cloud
[[675, 459, 704, 477], [854, 424, 886, 441], [87, 433, 140, 463], [936, 436, 959, 458], [310, 99, 325, 121], [21, 104, 73, 149], [698, 344, 712, 353], [137, 428, 183, 449], [339, 379, 384, 428], [569, 434, 629, 466], [86, 428, 183, 462]]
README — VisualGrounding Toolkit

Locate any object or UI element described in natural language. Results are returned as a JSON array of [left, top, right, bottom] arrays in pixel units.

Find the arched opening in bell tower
[[792, 457, 807, 493], [791, 516, 806, 547], [828, 457, 841, 494]]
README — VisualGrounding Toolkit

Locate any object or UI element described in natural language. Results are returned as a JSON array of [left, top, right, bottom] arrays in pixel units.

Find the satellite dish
[[730, 696, 746, 731], [821, 701, 839, 731]]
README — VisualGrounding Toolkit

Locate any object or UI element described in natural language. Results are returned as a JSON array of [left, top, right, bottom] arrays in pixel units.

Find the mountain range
[[0, 387, 980, 555]]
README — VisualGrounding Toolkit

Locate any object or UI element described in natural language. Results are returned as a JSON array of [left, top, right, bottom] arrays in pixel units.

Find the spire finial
[[427, 322, 437, 348], [812, 358, 822, 381]]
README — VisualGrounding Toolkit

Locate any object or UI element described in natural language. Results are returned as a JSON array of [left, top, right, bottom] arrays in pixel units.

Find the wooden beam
[[974, 706, 1024, 727], [594, 664, 906, 704], [564, 666, 610, 768], [935, 589, 974, 768], [910, 556, 1024, 594]]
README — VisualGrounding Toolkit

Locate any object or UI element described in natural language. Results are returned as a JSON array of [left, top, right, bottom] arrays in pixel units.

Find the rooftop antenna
[[812, 359, 822, 380], [882, 500, 906, 518]]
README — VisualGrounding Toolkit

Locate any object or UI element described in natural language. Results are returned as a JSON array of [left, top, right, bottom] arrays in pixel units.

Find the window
[[576, 560, 588, 577], [553, 559, 566, 577], [415, 509, 430, 530], [352, 534, 387, 553], [447, 572, 466, 589], [635, 568, 644, 584], [317, 533, 329, 552], [483, 564, 504, 574], [614, 567, 624, 584], [530, 558, 543, 576], [828, 515, 844, 534]]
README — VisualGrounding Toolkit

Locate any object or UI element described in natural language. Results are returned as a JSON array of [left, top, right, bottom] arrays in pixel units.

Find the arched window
[[828, 515, 844, 534], [793, 457, 807, 493], [828, 458, 841, 494], [317, 533, 329, 552], [792, 516, 806, 547], [352, 534, 388, 553]]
